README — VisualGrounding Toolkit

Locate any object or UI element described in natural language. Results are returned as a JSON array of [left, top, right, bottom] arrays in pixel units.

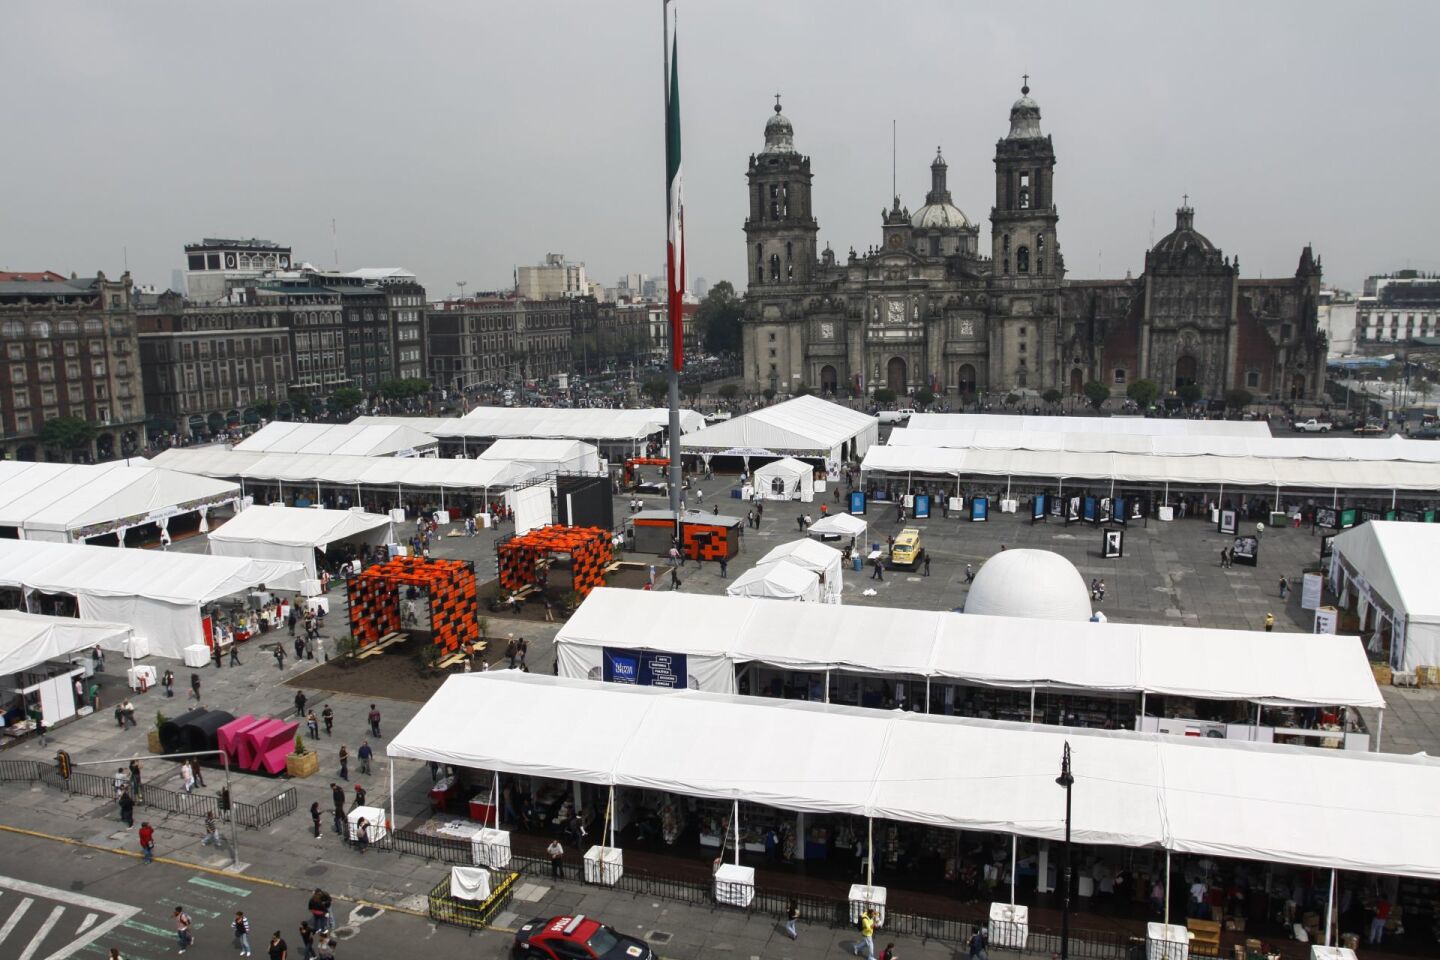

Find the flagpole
[[663, 0, 683, 527]]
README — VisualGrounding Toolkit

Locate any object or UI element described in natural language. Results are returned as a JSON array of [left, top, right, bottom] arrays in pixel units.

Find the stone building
[[740, 86, 1327, 403], [426, 295, 575, 391], [1353, 272, 1440, 352], [0, 271, 147, 461]]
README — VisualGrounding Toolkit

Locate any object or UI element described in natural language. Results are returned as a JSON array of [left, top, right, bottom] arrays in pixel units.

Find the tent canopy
[[682, 396, 878, 459], [905, 414, 1272, 438], [759, 539, 843, 600], [208, 505, 393, 590], [235, 421, 437, 457], [1331, 521, 1440, 671], [477, 439, 601, 475], [753, 456, 813, 502], [726, 559, 822, 602], [0, 461, 239, 542], [148, 448, 536, 492], [352, 408, 703, 442], [0, 610, 130, 675], [808, 512, 867, 539], [388, 672, 1440, 880], [555, 588, 1384, 708]]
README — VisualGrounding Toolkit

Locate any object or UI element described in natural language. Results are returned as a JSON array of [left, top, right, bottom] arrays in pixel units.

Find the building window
[[1280, 323, 1292, 341], [5, 344, 21, 360], [1245, 370, 1260, 388], [1113, 368, 1126, 385], [770, 254, 780, 283], [92, 361, 107, 377], [0, 320, 21, 338], [768, 332, 776, 342], [10, 365, 25, 384], [1036, 235, 1045, 275], [1018, 172, 1031, 209], [1017, 246, 1030, 273]]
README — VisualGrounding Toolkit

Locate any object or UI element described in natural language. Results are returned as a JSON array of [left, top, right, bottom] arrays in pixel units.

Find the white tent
[[725, 559, 822, 603], [388, 672, 1440, 880], [905, 413, 1272, 439], [0, 610, 130, 676], [752, 457, 813, 502], [681, 395, 878, 464], [759, 539, 843, 602], [555, 588, 1385, 710], [0, 539, 303, 659], [1331, 521, 1440, 672], [807, 511, 868, 549], [235, 421, 438, 457], [207, 506, 395, 591], [477, 439, 601, 476], [371, 407, 705, 442], [0, 461, 240, 544]]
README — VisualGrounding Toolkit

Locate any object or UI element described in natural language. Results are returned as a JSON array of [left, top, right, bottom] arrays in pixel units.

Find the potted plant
[[286, 732, 319, 779], [147, 711, 166, 754]]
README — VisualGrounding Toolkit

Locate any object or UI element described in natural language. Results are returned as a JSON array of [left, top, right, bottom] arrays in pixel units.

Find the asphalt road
[[0, 827, 508, 960]]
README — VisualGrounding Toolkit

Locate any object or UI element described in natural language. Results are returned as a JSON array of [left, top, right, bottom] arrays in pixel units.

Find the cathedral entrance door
[[887, 356, 907, 394], [957, 363, 977, 397], [1175, 355, 1198, 389], [1290, 373, 1306, 399], [820, 365, 838, 395], [1069, 368, 1083, 396]]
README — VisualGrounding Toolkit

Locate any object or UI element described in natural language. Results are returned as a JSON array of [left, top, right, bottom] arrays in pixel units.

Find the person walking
[[233, 911, 252, 957], [1279, 575, 1290, 599], [719, 556, 728, 578], [162, 669, 175, 698], [307, 889, 332, 935], [309, 801, 322, 840], [192, 759, 205, 788], [181, 759, 196, 794], [267, 931, 288, 960], [306, 711, 320, 739], [785, 899, 800, 940], [367, 704, 381, 738], [202, 809, 222, 848], [294, 690, 307, 718], [548, 838, 565, 878], [964, 563, 975, 583], [870, 556, 884, 581], [118, 788, 135, 828], [114, 767, 128, 802], [967, 926, 989, 960], [321, 705, 334, 737], [273, 645, 286, 670], [130, 758, 143, 801], [337, 745, 349, 781], [353, 783, 367, 809], [139, 822, 155, 863], [297, 922, 316, 960], [173, 906, 194, 954], [922, 555, 931, 577], [854, 908, 875, 959], [189, 673, 201, 702], [669, 566, 681, 591], [1264, 612, 1275, 632], [1369, 897, 1391, 944], [229, 642, 242, 666], [354, 817, 369, 854], [330, 783, 346, 834]]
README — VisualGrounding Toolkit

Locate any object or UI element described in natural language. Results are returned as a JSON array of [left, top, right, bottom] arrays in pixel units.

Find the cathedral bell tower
[[744, 97, 818, 289]]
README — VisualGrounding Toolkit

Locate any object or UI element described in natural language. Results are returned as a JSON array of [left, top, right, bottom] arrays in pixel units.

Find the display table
[[122, 635, 150, 659], [989, 903, 1029, 949], [1309, 948, 1357, 960], [1146, 922, 1190, 960], [1000, 499, 1017, 514], [847, 883, 887, 925], [1158, 506, 1174, 522], [583, 845, 623, 886], [714, 863, 755, 908], [467, 790, 496, 825], [346, 805, 388, 844], [475, 827, 512, 869], [299, 578, 323, 597], [126, 665, 158, 692], [429, 776, 459, 812], [182, 644, 211, 667], [305, 596, 330, 615]]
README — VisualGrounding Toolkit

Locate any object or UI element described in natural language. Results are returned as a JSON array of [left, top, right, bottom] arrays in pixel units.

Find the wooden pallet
[[1187, 919, 1221, 957], [356, 632, 408, 660]]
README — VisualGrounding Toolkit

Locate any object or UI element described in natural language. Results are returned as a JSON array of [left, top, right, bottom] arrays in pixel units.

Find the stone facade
[[741, 86, 1327, 403]]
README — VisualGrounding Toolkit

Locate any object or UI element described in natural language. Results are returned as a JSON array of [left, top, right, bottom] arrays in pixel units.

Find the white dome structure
[[964, 549, 1092, 621]]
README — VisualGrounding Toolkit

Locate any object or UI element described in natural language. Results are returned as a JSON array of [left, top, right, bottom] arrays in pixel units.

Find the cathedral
[[740, 84, 1328, 403]]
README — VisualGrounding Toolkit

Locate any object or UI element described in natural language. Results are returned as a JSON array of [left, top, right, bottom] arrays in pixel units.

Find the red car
[[513, 915, 653, 960]]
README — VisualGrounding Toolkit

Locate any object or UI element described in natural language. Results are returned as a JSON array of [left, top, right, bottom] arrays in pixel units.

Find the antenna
[[1149, 210, 1155, 249], [331, 218, 339, 268], [122, 246, 128, 273], [891, 119, 897, 200]]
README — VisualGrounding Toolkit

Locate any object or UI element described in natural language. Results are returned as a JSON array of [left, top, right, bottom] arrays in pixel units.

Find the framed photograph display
[[1031, 494, 1046, 523], [1082, 496, 1098, 524], [1110, 497, 1128, 527], [970, 497, 989, 522], [1231, 535, 1259, 566], [1314, 506, 1338, 529], [1102, 528, 1124, 559], [849, 491, 867, 515], [913, 495, 931, 519], [1339, 507, 1358, 529], [1319, 534, 1335, 560], [1218, 509, 1238, 535]]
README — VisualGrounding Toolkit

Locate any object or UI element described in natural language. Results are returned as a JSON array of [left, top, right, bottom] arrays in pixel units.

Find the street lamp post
[[1055, 741, 1075, 960]]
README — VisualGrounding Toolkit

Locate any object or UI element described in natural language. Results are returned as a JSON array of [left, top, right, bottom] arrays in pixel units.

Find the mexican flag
[[665, 9, 685, 372]]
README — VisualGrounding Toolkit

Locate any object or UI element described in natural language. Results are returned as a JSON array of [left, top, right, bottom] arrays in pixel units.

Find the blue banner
[[1032, 494, 1046, 520], [913, 495, 930, 519], [602, 648, 688, 688], [971, 496, 989, 522], [1082, 496, 1098, 523], [849, 491, 867, 515]]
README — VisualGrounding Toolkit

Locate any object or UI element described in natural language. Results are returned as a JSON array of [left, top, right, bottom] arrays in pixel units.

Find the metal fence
[[234, 787, 299, 830], [427, 872, 519, 931]]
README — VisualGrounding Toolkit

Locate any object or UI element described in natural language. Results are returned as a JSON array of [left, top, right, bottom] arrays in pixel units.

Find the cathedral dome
[[912, 147, 970, 229], [764, 99, 796, 154], [963, 549, 1092, 622], [1007, 79, 1044, 140], [1151, 204, 1216, 257]]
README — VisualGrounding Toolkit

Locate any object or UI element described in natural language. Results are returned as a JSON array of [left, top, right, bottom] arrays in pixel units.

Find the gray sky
[[2, 0, 1435, 296]]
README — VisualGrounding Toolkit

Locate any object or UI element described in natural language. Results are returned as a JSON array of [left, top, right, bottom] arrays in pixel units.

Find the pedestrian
[[1097, 580, 1106, 602], [308, 889, 332, 934], [190, 672, 201, 702], [294, 690, 307, 718], [548, 838, 564, 878], [785, 899, 800, 940], [316, 939, 335, 960], [367, 704, 381, 738], [669, 566, 681, 591], [163, 669, 175, 698], [353, 782, 367, 809], [309, 801, 322, 840], [192, 759, 205, 788], [174, 906, 193, 954], [35, 717, 46, 747], [719, 556, 728, 578], [267, 931, 288, 960], [358, 740, 372, 776], [288, 608, 298, 636], [967, 926, 989, 960], [321, 705, 334, 737], [229, 641, 241, 666], [307, 711, 320, 739], [797, 515, 805, 533], [870, 556, 884, 581], [854, 908, 875, 959], [214, 643, 223, 669], [139, 822, 155, 863], [119, 788, 135, 827], [338, 745, 349, 781], [1369, 897, 1391, 944], [202, 809, 222, 847], [354, 817, 369, 854], [882, 944, 898, 960], [114, 767, 128, 800], [130, 758, 143, 800], [1264, 612, 1275, 632], [330, 783, 346, 834], [273, 645, 286, 670], [181, 759, 195, 794], [298, 922, 315, 960], [964, 563, 975, 583], [1279, 576, 1290, 599], [293, 632, 305, 661], [922, 555, 931, 577], [93, 643, 105, 673], [234, 911, 252, 957]]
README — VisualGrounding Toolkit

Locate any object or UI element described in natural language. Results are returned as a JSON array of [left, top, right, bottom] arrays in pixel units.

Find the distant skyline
[[2, 0, 1436, 297]]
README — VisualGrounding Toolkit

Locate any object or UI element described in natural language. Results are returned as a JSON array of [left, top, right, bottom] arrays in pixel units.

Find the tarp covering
[[477, 439, 602, 475], [388, 672, 1439, 879], [554, 588, 1385, 708], [807, 511, 867, 544], [0, 610, 130, 675], [725, 558, 822, 602], [234, 421, 437, 457], [0, 461, 239, 542], [0, 539, 303, 659], [905, 414, 1272, 438], [352, 408, 704, 442], [753, 457, 814, 502], [682, 396, 878, 459], [758, 539, 844, 601], [148, 448, 536, 492], [861, 443, 1440, 492], [208, 505, 395, 590], [1331, 521, 1440, 672]]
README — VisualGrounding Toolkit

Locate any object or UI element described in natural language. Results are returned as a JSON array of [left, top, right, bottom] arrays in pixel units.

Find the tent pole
[[388, 759, 396, 834], [607, 784, 616, 850], [1275, 486, 1280, 511], [1139, 691, 1146, 730], [278, 479, 284, 502], [1163, 848, 1171, 927], [1392, 488, 1397, 510], [924, 676, 931, 714], [1325, 868, 1336, 946], [1006, 475, 1012, 500], [732, 799, 741, 866], [1254, 701, 1262, 742], [1010, 834, 1018, 906], [1029, 686, 1036, 723], [316, 481, 321, 502], [866, 816, 874, 890], [494, 770, 501, 830], [824, 669, 830, 704], [1375, 709, 1384, 752], [1332, 487, 1337, 508]]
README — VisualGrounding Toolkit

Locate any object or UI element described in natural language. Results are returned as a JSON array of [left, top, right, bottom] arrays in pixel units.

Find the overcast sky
[[3, 0, 1435, 297]]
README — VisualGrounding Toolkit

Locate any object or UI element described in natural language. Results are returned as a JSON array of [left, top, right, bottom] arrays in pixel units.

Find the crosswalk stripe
[[0, 896, 34, 947], [17, 904, 63, 960], [76, 912, 97, 935], [123, 919, 178, 939], [186, 876, 251, 897]]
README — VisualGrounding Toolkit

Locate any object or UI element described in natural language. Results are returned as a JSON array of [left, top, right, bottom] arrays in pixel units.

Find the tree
[[717, 383, 740, 403], [379, 378, 431, 401], [872, 387, 897, 404], [327, 387, 365, 413], [794, 383, 814, 397], [913, 387, 935, 409], [761, 387, 777, 401], [39, 415, 95, 452], [1224, 388, 1254, 411], [1083, 380, 1111, 410], [253, 399, 276, 420], [1042, 389, 1063, 406], [1177, 383, 1204, 406], [1126, 378, 1160, 410], [696, 280, 744, 355], [641, 377, 669, 404]]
